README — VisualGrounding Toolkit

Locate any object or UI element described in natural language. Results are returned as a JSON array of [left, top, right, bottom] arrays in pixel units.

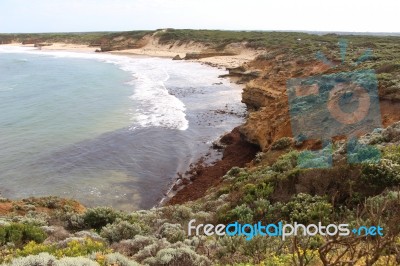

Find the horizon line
[[1, 29, 400, 36]]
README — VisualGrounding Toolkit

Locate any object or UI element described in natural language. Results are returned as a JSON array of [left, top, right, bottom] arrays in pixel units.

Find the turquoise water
[[0, 53, 133, 163], [0, 47, 245, 210]]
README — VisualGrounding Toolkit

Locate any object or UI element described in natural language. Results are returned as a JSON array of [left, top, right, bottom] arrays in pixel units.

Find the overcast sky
[[0, 0, 399, 33]]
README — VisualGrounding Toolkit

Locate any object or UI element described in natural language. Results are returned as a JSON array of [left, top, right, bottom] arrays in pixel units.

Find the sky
[[0, 0, 399, 33]]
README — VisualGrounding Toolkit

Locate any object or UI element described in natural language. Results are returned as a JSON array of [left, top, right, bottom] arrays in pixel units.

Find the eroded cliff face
[[239, 53, 332, 151], [239, 49, 400, 151]]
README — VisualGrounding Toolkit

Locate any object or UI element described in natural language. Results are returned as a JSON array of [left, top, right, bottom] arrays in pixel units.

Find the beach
[[2, 41, 260, 69]]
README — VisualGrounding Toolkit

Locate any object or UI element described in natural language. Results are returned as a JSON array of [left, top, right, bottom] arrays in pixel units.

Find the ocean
[[0, 46, 245, 210]]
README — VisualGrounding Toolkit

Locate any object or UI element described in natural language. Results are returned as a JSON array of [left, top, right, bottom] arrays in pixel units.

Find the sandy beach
[[1, 41, 260, 69]]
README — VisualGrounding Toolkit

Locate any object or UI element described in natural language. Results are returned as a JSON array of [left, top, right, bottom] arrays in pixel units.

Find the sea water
[[0, 46, 245, 210]]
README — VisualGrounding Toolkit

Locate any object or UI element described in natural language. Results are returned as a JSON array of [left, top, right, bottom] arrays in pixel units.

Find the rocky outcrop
[[172, 55, 182, 60], [184, 52, 236, 60], [219, 67, 262, 83], [238, 55, 332, 150], [242, 81, 281, 110]]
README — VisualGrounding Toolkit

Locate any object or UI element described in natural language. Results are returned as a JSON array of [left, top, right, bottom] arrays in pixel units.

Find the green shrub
[[6, 252, 100, 266], [227, 167, 242, 177], [17, 212, 49, 227], [170, 205, 192, 222], [242, 235, 273, 263], [100, 220, 141, 243], [159, 205, 193, 224], [3, 252, 57, 266], [83, 207, 120, 230], [0, 223, 46, 247], [242, 183, 273, 203], [134, 239, 170, 262], [217, 236, 246, 256], [225, 204, 254, 224], [111, 235, 157, 257], [361, 159, 400, 188], [143, 247, 211, 266], [271, 137, 292, 150], [253, 199, 272, 220], [17, 238, 107, 258], [278, 193, 332, 224], [271, 151, 299, 172], [159, 223, 185, 243], [383, 145, 400, 164], [105, 252, 139, 266], [55, 256, 99, 266], [63, 213, 85, 230]]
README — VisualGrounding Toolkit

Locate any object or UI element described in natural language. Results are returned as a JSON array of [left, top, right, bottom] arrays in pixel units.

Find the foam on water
[[0, 46, 246, 210], [0, 46, 188, 130]]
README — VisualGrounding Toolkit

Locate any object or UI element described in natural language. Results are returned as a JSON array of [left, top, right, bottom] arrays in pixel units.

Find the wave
[[0, 46, 189, 130]]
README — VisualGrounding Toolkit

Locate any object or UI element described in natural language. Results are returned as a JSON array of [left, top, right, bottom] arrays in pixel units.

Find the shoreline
[[166, 127, 259, 205], [0, 42, 259, 69], [0, 42, 258, 208]]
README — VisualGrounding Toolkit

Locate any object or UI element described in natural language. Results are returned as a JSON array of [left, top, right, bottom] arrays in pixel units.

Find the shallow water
[[0, 46, 245, 210]]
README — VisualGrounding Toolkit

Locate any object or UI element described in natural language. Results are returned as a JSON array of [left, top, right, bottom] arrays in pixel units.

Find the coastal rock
[[172, 55, 182, 60], [184, 52, 236, 60], [34, 43, 53, 48], [219, 68, 261, 82]]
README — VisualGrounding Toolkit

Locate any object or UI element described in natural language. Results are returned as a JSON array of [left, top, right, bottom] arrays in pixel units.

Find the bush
[[254, 152, 264, 163], [253, 199, 272, 220], [82, 207, 120, 230], [105, 252, 139, 266], [297, 149, 332, 169], [271, 151, 299, 172], [111, 235, 157, 256], [0, 223, 46, 247], [63, 213, 85, 230], [134, 239, 170, 262], [278, 193, 332, 224], [16, 212, 49, 227], [225, 204, 254, 224], [159, 223, 185, 243], [242, 183, 273, 203], [383, 145, 400, 164], [361, 159, 400, 188], [16, 238, 107, 258], [143, 247, 211, 266], [271, 137, 292, 150], [100, 220, 141, 243], [3, 252, 57, 266], [55, 257, 99, 266], [3, 253, 100, 266], [227, 167, 242, 177], [347, 139, 381, 164]]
